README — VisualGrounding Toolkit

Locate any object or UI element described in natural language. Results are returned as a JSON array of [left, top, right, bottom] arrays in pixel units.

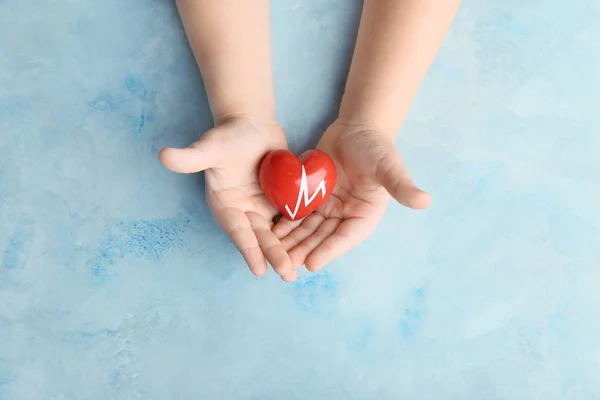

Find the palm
[[160, 118, 296, 280], [201, 122, 278, 221], [274, 122, 431, 272]]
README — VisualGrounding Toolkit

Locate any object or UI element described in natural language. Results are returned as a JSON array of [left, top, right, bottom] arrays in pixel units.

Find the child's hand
[[159, 117, 296, 281], [273, 120, 432, 272]]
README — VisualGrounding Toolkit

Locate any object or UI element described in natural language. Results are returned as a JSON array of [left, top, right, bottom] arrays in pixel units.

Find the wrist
[[338, 98, 410, 139], [209, 86, 277, 126], [206, 80, 277, 127], [335, 112, 400, 140], [214, 110, 279, 127], [326, 119, 395, 148], [212, 95, 278, 127], [215, 113, 282, 137]]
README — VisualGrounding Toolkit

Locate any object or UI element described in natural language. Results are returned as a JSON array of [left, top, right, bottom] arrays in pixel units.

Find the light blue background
[[1, 0, 599, 398]]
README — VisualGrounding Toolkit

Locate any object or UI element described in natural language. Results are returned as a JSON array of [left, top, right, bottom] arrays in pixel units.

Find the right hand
[[273, 120, 432, 272], [159, 116, 297, 281]]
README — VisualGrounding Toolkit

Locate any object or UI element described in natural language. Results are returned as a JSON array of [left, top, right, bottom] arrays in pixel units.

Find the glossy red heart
[[259, 149, 337, 221]]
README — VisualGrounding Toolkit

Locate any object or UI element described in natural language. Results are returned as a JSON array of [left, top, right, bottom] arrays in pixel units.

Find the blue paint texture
[[124, 74, 148, 134], [399, 286, 428, 340], [88, 93, 122, 112], [124, 74, 147, 100], [2, 218, 34, 270], [1, 0, 599, 398], [91, 218, 185, 280], [292, 271, 337, 313]]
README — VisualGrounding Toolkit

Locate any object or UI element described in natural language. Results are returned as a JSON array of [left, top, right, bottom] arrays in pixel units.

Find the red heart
[[259, 149, 337, 221]]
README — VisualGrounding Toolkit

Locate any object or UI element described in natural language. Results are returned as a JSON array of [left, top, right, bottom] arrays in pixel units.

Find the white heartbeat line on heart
[[285, 165, 327, 220]]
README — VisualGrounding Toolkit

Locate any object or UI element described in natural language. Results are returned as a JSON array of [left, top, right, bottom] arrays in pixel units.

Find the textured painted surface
[[1, 0, 599, 398]]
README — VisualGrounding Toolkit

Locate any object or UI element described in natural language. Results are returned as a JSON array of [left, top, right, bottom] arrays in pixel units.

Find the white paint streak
[[285, 165, 326, 220]]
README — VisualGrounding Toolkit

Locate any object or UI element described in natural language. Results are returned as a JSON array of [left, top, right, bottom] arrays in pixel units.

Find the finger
[[281, 269, 298, 283], [305, 219, 366, 272], [272, 217, 302, 239], [376, 149, 432, 210], [159, 133, 222, 174], [281, 213, 325, 251], [247, 212, 294, 277], [221, 208, 267, 277], [289, 218, 341, 268], [251, 196, 279, 223]]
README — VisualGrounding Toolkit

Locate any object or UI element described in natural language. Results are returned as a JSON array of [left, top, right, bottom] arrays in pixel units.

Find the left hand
[[273, 120, 432, 273], [160, 116, 296, 281]]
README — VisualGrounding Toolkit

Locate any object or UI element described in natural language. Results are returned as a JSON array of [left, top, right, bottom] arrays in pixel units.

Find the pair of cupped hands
[[159, 116, 431, 282]]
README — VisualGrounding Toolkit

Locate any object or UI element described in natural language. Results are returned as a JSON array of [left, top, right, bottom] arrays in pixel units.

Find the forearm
[[176, 0, 275, 124], [339, 0, 461, 137]]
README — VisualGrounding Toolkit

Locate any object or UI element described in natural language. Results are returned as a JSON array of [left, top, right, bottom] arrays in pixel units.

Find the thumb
[[376, 148, 432, 210], [159, 134, 221, 174]]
